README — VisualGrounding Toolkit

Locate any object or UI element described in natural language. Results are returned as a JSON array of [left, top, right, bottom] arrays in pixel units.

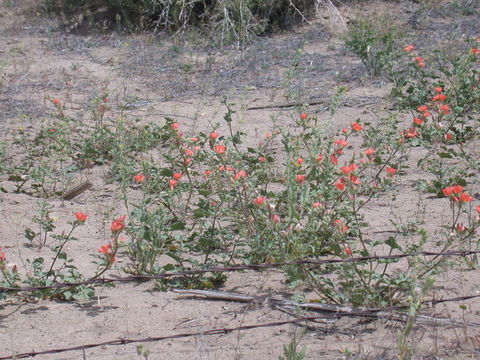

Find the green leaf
[[437, 152, 453, 159], [452, 176, 467, 186], [194, 208, 209, 219], [385, 236, 402, 251], [198, 190, 210, 197], [159, 168, 173, 177], [24, 228, 37, 241], [8, 175, 24, 182], [170, 221, 186, 231]]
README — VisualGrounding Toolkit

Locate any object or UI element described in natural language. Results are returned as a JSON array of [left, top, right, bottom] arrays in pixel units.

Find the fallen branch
[[62, 181, 92, 200], [246, 96, 378, 111], [173, 289, 480, 328], [247, 98, 329, 111]]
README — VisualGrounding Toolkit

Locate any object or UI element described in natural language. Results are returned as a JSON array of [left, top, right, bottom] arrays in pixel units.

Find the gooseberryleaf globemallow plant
[[118, 102, 465, 306], [0, 211, 130, 301]]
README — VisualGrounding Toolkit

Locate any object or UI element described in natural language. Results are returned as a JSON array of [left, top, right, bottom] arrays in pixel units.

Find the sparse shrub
[[344, 14, 405, 76], [42, 0, 316, 45]]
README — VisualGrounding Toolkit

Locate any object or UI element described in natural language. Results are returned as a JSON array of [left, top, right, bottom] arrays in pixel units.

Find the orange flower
[[405, 128, 417, 138], [170, 123, 179, 130], [300, 113, 308, 120], [295, 174, 305, 184], [403, 45, 414, 52], [312, 202, 322, 208], [351, 122, 362, 132], [417, 105, 428, 112], [432, 94, 446, 102], [364, 148, 375, 157], [111, 216, 126, 233], [233, 170, 247, 181], [0, 249, 5, 262], [470, 47, 480, 55], [169, 179, 177, 189], [349, 174, 360, 185], [476, 205, 480, 214], [386, 167, 396, 176], [434, 87, 443, 93], [172, 172, 182, 180], [254, 196, 266, 205], [271, 214, 280, 223], [460, 192, 473, 203], [334, 139, 348, 148], [258, 156, 267, 163], [214, 145, 226, 154], [444, 133, 453, 141], [341, 127, 348, 134], [343, 247, 352, 256], [316, 154, 323, 162], [414, 57, 426, 67], [98, 244, 115, 263], [422, 111, 431, 118], [341, 163, 357, 175], [413, 117, 423, 125], [203, 170, 211, 178], [452, 185, 463, 194], [296, 157, 304, 166], [442, 186, 454, 197], [335, 181, 345, 191], [98, 244, 112, 254], [133, 173, 145, 182], [75, 212, 88, 223], [440, 104, 449, 115], [52, 98, 60, 105], [184, 149, 194, 157], [190, 136, 199, 142], [209, 132, 219, 140]]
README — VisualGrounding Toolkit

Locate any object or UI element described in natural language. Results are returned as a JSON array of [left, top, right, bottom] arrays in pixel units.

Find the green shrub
[[344, 15, 405, 76]]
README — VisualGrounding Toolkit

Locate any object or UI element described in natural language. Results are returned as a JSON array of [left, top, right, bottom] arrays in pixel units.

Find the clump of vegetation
[[42, 0, 318, 45], [344, 14, 405, 76]]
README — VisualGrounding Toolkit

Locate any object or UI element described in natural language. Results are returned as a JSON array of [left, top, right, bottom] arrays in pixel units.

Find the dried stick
[[62, 181, 93, 200], [173, 289, 480, 328]]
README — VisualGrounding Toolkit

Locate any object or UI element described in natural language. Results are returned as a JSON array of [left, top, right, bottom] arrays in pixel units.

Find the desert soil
[[1, 0, 480, 359]]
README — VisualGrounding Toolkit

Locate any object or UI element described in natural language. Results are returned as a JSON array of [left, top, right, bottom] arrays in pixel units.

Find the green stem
[[90, 234, 119, 281], [46, 224, 78, 279]]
